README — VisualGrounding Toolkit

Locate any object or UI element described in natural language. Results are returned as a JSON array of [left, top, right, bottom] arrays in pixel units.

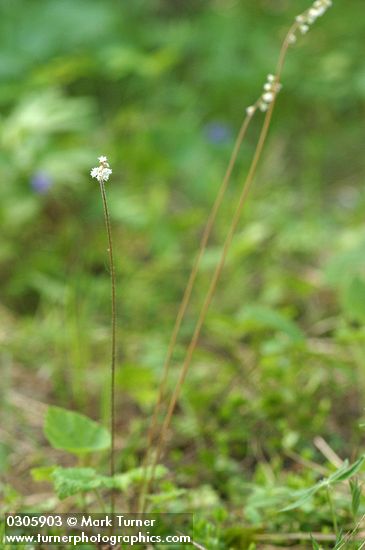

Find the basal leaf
[[44, 406, 111, 455]]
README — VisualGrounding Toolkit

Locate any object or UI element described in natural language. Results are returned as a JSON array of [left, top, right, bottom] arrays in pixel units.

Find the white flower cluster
[[289, 0, 332, 41], [245, 1, 331, 116], [90, 156, 113, 183], [246, 74, 282, 116]]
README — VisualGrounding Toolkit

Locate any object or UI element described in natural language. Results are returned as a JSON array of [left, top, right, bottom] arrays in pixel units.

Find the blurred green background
[[1, 0, 365, 543]]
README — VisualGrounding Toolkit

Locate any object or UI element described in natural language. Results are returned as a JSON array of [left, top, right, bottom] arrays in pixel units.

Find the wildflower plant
[[90, 155, 116, 514], [43, 0, 334, 519], [139, 0, 334, 511]]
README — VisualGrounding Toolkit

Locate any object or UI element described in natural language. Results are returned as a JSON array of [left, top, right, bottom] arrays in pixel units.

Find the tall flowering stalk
[[90, 156, 116, 514], [137, 108, 254, 512], [139, 0, 333, 512]]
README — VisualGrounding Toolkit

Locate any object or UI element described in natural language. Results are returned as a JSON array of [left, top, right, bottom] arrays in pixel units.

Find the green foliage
[[349, 479, 361, 519], [2, 0, 365, 545], [52, 467, 111, 500], [310, 534, 321, 549], [51, 465, 168, 500], [236, 304, 305, 343], [44, 406, 111, 454], [282, 456, 365, 512]]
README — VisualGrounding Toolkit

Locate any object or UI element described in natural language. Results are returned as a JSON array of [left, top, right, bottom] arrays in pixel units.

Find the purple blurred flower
[[30, 171, 53, 194], [204, 122, 232, 144]]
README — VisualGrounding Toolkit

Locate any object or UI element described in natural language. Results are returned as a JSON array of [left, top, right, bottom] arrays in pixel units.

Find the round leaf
[[44, 406, 111, 455]]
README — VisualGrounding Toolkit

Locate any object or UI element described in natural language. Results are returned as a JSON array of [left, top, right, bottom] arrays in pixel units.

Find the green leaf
[[310, 534, 321, 550], [328, 455, 365, 482], [334, 529, 345, 550], [51, 465, 168, 500], [325, 459, 349, 483], [44, 406, 111, 455], [281, 483, 323, 512], [350, 479, 361, 518], [237, 305, 305, 343], [52, 467, 112, 499], [282, 456, 365, 512]]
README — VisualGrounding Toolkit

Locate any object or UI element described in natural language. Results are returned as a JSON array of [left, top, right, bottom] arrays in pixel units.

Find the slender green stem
[[99, 180, 116, 516]]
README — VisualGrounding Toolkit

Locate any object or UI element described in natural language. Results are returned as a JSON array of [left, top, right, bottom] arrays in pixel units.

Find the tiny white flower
[[300, 24, 309, 34], [255, 74, 282, 112], [294, 0, 332, 34], [91, 156, 113, 182], [263, 92, 274, 103], [259, 101, 268, 112], [288, 33, 297, 44], [296, 15, 305, 23], [246, 105, 255, 117]]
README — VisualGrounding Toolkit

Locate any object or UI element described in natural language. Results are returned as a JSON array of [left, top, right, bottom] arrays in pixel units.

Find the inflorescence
[[91, 156, 113, 183], [245, 0, 332, 117], [246, 74, 282, 116], [289, 0, 333, 42]]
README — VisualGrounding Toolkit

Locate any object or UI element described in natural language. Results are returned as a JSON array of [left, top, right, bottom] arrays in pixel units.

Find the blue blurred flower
[[204, 122, 232, 144], [30, 171, 53, 194]]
